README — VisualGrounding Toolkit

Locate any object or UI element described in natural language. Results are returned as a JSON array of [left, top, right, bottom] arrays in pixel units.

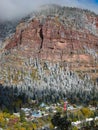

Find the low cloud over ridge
[[0, 0, 98, 21]]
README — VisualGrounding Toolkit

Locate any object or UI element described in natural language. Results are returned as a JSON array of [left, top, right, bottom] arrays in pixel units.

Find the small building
[[32, 110, 42, 118], [13, 113, 20, 117], [40, 103, 46, 107], [21, 108, 31, 116]]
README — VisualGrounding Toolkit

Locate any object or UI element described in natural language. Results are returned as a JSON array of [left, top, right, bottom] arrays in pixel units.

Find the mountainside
[[0, 5, 98, 108], [1, 5, 98, 77], [0, 21, 19, 41]]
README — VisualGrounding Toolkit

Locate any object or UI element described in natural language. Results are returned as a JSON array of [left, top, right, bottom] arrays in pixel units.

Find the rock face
[[0, 5, 98, 93], [3, 13, 98, 68]]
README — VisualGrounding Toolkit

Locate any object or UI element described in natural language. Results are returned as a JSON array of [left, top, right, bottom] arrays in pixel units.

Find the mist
[[0, 0, 98, 21]]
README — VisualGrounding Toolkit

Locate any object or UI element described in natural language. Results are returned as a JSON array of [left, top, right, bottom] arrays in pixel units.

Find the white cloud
[[0, 0, 98, 21]]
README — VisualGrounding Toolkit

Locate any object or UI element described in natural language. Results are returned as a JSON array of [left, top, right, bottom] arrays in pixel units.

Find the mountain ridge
[[0, 5, 98, 107], [0, 4, 98, 42], [0, 5, 98, 77]]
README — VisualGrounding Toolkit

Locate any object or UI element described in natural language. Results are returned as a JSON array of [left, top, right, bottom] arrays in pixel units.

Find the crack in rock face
[[39, 25, 44, 50]]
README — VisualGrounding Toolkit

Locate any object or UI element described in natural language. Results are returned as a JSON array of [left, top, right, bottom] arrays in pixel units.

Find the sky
[[0, 0, 98, 21]]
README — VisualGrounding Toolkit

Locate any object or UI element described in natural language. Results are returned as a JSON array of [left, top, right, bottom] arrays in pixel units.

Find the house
[[13, 112, 20, 117], [32, 110, 42, 118], [21, 108, 31, 116], [40, 103, 46, 107]]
